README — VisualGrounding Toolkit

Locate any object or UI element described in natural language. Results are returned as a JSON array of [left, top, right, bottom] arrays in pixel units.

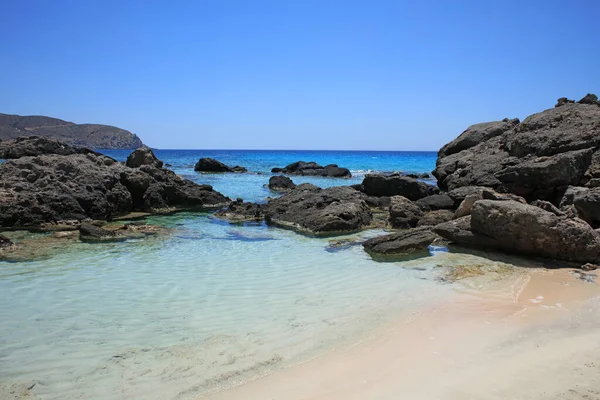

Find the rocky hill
[[0, 113, 144, 149]]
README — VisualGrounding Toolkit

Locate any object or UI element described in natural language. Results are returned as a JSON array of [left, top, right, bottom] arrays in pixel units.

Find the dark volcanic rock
[[0, 149, 230, 228], [264, 186, 372, 235], [435, 200, 600, 264], [388, 196, 423, 229], [268, 175, 296, 192], [194, 158, 238, 173], [270, 161, 351, 178], [578, 93, 600, 106], [0, 113, 143, 149], [0, 136, 100, 159], [363, 227, 436, 256], [417, 210, 454, 227], [126, 147, 163, 168], [362, 174, 438, 200], [415, 194, 455, 211], [433, 98, 600, 201], [214, 199, 265, 222]]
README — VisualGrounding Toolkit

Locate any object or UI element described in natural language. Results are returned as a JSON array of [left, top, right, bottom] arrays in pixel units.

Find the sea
[[0, 149, 471, 399]]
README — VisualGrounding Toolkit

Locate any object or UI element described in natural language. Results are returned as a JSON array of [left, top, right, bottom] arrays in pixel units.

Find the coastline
[[198, 267, 600, 400]]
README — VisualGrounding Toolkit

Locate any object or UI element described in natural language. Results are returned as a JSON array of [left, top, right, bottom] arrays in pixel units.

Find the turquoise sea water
[[0, 150, 459, 400]]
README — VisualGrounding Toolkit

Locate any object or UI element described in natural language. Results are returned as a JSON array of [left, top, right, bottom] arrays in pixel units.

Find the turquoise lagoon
[[0, 150, 465, 399]]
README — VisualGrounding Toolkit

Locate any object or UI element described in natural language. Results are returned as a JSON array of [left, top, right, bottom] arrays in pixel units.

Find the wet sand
[[200, 268, 600, 400]]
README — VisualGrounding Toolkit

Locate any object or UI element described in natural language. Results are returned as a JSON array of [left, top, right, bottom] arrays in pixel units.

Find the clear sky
[[1, 0, 598, 150]]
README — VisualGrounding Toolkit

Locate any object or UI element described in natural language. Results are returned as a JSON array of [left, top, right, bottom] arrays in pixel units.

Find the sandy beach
[[200, 267, 600, 400]]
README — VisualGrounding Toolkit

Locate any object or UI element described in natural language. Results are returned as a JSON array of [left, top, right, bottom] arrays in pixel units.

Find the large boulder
[[0, 149, 230, 228], [268, 175, 296, 192], [434, 200, 600, 264], [264, 185, 372, 235], [433, 98, 600, 202], [126, 147, 163, 168], [362, 174, 438, 200], [271, 161, 351, 178], [417, 210, 454, 227], [415, 194, 455, 211], [388, 196, 423, 229], [194, 157, 234, 173], [363, 227, 437, 256]]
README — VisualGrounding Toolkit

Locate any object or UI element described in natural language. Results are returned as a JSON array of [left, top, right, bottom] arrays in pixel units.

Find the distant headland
[[0, 113, 144, 150]]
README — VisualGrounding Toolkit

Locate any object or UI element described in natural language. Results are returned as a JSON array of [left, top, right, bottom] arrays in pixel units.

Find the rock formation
[[268, 175, 296, 191], [194, 157, 247, 173], [271, 161, 351, 177]]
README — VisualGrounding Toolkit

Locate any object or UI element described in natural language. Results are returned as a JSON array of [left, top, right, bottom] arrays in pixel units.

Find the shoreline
[[198, 267, 600, 400]]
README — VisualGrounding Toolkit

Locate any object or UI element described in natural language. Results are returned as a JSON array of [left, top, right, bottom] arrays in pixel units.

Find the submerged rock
[[268, 175, 296, 192], [79, 222, 123, 242], [214, 200, 265, 223], [362, 174, 438, 200], [270, 161, 351, 178], [363, 227, 436, 257], [264, 185, 372, 235], [0, 234, 14, 250]]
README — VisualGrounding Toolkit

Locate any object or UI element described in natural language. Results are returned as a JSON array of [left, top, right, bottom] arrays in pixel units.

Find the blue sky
[[1, 0, 598, 150]]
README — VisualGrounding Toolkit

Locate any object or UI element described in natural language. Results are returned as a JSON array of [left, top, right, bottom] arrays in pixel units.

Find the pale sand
[[199, 268, 600, 400]]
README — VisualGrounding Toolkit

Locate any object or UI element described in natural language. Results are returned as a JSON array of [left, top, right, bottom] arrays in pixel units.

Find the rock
[[0, 148, 230, 228], [362, 174, 438, 200], [417, 210, 455, 227], [433, 98, 600, 201], [0, 113, 144, 149], [555, 97, 575, 107], [0, 136, 101, 159], [363, 226, 436, 256], [270, 161, 351, 178], [388, 196, 423, 229], [126, 147, 163, 168], [481, 188, 526, 203], [405, 172, 430, 179], [571, 187, 600, 227], [530, 200, 564, 216], [194, 157, 235, 173], [578, 93, 600, 105], [582, 263, 598, 271], [214, 200, 265, 222], [264, 186, 372, 235], [0, 234, 14, 249], [454, 194, 481, 218], [231, 166, 248, 173], [415, 194, 454, 211], [438, 118, 519, 158], [79, 222, 123, 242], [436, 200, 600, 264], [447, 186, 487, 206], [268, 175, 296, 192]]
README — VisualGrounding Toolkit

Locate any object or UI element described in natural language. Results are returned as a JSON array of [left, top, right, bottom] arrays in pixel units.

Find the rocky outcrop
[[0, 148, 230, 228], [433, 97, 600, 202], [388, 196, 423, 229], [268, 175, 296, 192], [264, 185, 372, 235], [415, 194, 454, 211], [194, 158, 247, 173], [126, 147, 163, 168], [417, 210, 454, 227], [0, 136, 100, 159], [434, 200, 600, 264], [271, 161, 351, 178], [0, 113, 144, 149], [361, 174, 438, 200], [363, 227, 436, 257], [214, 199, 265, 222]]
